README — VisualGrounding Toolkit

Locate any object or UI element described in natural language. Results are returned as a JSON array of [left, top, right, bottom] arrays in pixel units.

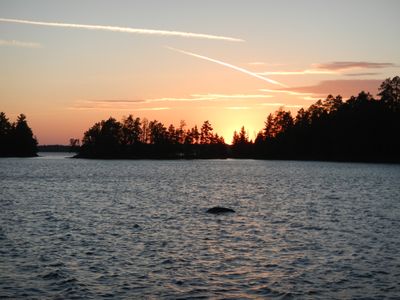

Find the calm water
[[1, 153, 400, 299]]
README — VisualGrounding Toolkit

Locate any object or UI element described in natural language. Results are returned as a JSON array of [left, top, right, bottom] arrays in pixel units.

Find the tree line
[[0, 113, 38, 157], [78, 76, 400, 162], [248, 76, 400, 162], [2, 76, 399, 162], [78, 118, 227, 158]]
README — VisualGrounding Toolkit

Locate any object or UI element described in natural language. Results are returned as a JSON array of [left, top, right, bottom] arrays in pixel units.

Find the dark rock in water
[[206, 206, 235, 214], [133, 224, 140, 229]]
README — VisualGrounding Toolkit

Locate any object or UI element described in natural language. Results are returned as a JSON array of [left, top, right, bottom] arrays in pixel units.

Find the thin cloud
[[257, 69, 335, 76], [255, 61, 395, 77], [283, 79, 383, 98], [225, 106, 251, 110], [0, 17, 243, 42], [285, 104, 303, 108], [259, 88, 315, 96], [248, 62, 286, 66], [85, 97, 214, 105], [147, 96, 214, 102], [314, 61, 395, 71], [302, 96, 321, 101], [345, 72, 380, 77], [0, 39, 41, 48], [191, 93, 273, 99], [260, 102, 303, 108], [68, 104, 170, 111], [166, 46, 288, 87], [260, 102, 286, 106], [82, 93, 274, 106], [72, 92, 276, 111], [136, 107, 170, 111], [88, 99, 146, 103], [248, 62, 267, 66]]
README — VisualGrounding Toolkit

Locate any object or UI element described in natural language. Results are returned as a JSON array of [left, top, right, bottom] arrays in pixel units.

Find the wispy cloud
[[87, 99, 146, 103], [302, 96, 321, 101], [285, 104, 303, 108], [257, 69, 334, 76], [0, 39, 41, 48], [261, 102, 285, 106], [0, 17, 243, 42], [166, 46, 288, 87], [344, 72, 380, 77], [259, 88, 315, 96], [77, 93, 274, 107], [86, 97, 214, 104], [282, 79, 383, 98], [191, 93, 273, 99], [71, 92, 277, 111], [260, 102, 303, 108], [69, 104, 170, 111], [225, 106, 251, 110], [260, 102, 285, 106], [248, 62, 267, 66], [261, 79, 383, 98], [248, 62, 286, 66], [314, 61, 395, 71], [255, 61, 395, 77], [136, 107, 170, 111]]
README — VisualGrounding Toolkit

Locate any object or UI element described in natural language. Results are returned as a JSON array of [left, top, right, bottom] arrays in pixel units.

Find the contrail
[[0, 17, 243, 42], [166, 46, 287, 87]]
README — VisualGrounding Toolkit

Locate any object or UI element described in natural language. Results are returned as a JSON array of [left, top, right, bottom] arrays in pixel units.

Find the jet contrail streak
[[0, 18, 243, 42], [166, 46, 287, 87]]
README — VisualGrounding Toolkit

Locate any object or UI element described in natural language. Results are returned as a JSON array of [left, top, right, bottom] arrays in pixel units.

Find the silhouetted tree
[[0, 112, 13, 156], [81, 117, 123, 157], [149, 120, 168, 144], [69, 138, 80, 152], [122, 115, 142, 145], [177, 120, 186, 144], [378, 76, 400, 110], [231, 126, 252, 158], [191, 125, 200, 144], [140, 118, 150, 144], [12, 114, 38, 156], [200, 120, 213, 144], [0, 112, 38, 157], [263, 108, 293, 139]]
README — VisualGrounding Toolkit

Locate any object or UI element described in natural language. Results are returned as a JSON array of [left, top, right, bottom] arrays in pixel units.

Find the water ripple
[[1, 155, 400, 298]]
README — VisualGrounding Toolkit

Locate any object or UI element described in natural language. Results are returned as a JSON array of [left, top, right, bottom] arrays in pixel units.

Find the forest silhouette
[[0, 113, 38, 157], [1, 77, 399, 162], [77, 77, 400, 162]]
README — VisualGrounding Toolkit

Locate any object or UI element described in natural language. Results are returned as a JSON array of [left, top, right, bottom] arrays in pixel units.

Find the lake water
[[1, 153, 400, 299]]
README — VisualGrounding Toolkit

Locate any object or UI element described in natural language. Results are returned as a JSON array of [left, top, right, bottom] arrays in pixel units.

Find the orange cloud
[[281, 79, 383, 98], [255, 61, 395, 77], [313, 61, 395, 71]]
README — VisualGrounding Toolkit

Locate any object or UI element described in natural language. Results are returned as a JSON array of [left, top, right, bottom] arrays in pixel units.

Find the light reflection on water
[[1, 153, 400, 299]]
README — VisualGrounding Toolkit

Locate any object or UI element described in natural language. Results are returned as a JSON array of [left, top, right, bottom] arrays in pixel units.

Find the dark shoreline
[[72, 153, 400, 165]]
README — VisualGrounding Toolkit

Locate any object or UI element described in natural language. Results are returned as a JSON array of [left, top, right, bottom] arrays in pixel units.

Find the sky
[[1, 0, 399, 144]]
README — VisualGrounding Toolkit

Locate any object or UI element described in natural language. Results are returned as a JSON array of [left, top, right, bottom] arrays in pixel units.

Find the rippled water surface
[[1, 153, 400, 299]]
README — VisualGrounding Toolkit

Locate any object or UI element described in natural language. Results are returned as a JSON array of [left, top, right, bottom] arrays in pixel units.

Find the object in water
[[206, 206, 235, 214]]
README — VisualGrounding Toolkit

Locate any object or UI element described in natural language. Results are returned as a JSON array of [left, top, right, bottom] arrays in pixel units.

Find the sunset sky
[[1, 0, 399, 144]]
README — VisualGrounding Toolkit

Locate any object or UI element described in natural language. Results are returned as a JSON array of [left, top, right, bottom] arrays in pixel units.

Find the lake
[[1, 153, 399, 299]]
